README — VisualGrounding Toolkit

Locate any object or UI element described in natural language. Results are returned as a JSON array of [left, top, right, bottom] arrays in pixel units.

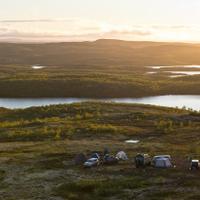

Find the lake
[[0, 95, 200, 111]]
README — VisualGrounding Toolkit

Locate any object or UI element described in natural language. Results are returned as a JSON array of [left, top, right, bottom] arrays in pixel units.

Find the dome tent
[[152, 155, 171, 165], [116, 151, 128, 161], [154, 157, 172, 168]]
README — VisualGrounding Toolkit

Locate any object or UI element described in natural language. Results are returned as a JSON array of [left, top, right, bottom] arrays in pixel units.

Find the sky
[[1, 0, 200, 42]]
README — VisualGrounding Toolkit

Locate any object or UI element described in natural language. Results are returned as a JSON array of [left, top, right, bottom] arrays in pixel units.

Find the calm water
[[147, 65, 200, 78], [148, 65, 200, 69], [32, 65, 46, 69], [167, 71, 200, 75], [0, 95, 200, 110]]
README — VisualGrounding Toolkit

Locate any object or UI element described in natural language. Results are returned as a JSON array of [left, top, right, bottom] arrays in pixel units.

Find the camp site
[[1, 1, 200, 199], [0, 103, 199, 199]]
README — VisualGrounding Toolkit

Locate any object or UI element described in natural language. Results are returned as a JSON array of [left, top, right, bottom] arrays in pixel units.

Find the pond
[[167, 71, 200, 76], [0, 95, 200, 110], [146, 65, 200, 77], [32, 65, 46, 69], [148, 65, 200, 69]]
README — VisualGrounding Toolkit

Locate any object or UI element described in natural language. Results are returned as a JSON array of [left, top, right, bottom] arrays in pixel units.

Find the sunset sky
[[1, 0, 200, 42]]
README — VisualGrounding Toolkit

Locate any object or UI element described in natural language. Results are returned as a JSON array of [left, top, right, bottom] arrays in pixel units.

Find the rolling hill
[[1, 39, 200, 67], [0, 39, 200, 98]]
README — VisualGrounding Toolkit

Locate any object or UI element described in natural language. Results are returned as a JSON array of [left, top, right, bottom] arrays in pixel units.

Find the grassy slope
[[0, 103, 199, 199], [0, 40, 200, 97]]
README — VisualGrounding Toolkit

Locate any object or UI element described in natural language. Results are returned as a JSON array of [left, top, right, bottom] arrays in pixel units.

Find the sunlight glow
[[0, 0, 200, 42]]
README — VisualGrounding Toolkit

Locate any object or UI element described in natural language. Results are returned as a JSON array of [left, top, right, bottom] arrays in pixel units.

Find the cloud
[[0, 19, 76, 23], [0, 18, 199, 42], [103, 30, 152, 37]]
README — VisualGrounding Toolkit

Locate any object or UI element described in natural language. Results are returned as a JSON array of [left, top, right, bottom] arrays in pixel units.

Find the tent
[[154, 158, 172, 168], [116, 151, 128, 161], [74, 153, 87, 165], [152, 155, 171, 165]]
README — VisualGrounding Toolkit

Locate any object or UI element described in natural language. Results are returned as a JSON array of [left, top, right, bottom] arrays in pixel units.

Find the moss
[[55, 178, 150, 200]]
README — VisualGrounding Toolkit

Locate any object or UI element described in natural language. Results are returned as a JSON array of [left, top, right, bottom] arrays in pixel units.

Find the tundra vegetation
[[0, 102, 199, 199], [1, 39, 200, 199], [0, 40, 200, 98]]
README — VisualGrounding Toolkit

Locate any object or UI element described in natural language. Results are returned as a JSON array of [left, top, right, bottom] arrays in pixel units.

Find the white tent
[[116, 151, 128, 161], [153, 155, 171, 162], [155, 158, 172, 168], [152, 155, 171, 165]]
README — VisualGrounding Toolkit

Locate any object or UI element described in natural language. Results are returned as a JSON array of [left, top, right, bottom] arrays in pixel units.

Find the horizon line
[[0, 38, 200, 45]]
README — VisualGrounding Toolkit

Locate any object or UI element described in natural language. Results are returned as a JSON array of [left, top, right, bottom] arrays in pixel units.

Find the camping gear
[[103, 154, 119, 165], [190, 160, 200, 170], [83, 158, 99, 168], [152, 155, 171, 165], [135, 154, 151, 168], [116, 151, 128, 161], [154, 157, 172, 168], [74, 153, 87, 165]]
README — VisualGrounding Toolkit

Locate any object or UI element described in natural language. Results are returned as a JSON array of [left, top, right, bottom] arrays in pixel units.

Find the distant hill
[[0, 39, 200, 67]]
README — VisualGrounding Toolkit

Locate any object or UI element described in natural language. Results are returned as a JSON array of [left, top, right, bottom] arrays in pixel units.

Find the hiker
[[103, 154, 118, 165], [103, 148, 110, 156]]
